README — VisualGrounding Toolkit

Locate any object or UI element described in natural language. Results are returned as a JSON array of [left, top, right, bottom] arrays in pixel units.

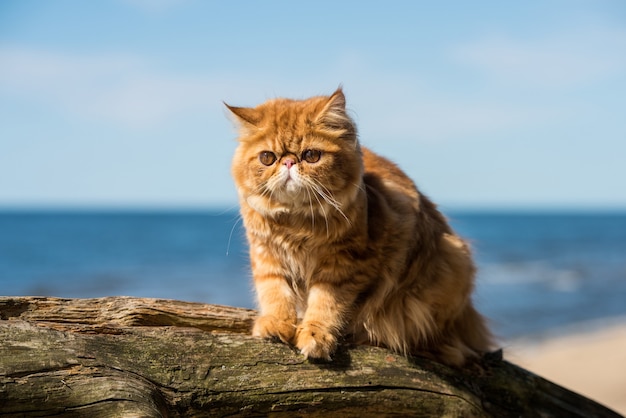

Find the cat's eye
[[302, 149, 322, 164], [259, 151, 277, 166]]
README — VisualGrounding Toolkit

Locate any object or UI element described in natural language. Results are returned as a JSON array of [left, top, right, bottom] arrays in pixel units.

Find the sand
[[505, 319, 626, 416]]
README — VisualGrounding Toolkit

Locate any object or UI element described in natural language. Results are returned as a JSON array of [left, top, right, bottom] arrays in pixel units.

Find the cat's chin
[[245, 192, 333, 219], [284, 179, 299, 194], [244, 193, 303, 218]]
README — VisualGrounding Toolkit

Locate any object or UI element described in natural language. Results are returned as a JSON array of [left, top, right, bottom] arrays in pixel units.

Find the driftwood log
[[0, 296, 621, 417]]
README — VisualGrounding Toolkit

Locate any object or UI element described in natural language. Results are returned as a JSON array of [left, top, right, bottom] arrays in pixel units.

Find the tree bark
[[0, 296, 621, 417]]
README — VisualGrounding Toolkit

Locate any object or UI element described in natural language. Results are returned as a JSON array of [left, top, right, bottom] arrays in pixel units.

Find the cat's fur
[[227, 88, 492, 366]]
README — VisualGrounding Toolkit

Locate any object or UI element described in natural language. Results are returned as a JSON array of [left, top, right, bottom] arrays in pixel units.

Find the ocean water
[[1, 210, 625, 341]]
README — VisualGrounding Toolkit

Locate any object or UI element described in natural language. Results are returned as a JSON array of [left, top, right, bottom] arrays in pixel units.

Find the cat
[[226, 88, 492, 366]]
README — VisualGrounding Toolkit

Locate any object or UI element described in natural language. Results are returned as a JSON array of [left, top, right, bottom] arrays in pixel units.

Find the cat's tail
[[434, 303, 494, 367]]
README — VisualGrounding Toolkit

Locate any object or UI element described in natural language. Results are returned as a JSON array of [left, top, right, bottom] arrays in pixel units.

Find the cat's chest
[[250, 216, 342, 284], [264, 234, 322, 285], [280, 239, 318, 278]]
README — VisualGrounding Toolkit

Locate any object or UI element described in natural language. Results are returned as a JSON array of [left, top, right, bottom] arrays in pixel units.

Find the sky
[[1, 0, 625, 210]]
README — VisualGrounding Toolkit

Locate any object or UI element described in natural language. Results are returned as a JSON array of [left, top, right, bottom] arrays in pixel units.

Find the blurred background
[[1, 0, 625, 412]]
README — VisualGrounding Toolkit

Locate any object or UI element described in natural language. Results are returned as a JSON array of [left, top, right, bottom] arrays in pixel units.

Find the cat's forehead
[[258, 99, 323, 137], [262, 98, 322, 124], [233, 92, 349, 152]]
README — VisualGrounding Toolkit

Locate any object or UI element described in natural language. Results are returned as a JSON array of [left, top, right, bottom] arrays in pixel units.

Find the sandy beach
[[505, 318, 626, 416]]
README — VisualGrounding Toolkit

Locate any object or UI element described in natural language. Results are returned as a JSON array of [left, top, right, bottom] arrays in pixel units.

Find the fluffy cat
[[226, 88, 492, 366]]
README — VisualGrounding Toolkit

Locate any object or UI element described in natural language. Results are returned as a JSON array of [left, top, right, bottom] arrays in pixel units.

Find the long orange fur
[[227, 88, 492, 366]]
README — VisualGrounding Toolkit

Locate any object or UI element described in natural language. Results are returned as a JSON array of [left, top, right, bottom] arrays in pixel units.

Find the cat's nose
[[284, 158, 296, 169]]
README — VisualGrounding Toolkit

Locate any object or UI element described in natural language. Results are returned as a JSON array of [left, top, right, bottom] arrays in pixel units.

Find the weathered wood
[[0, 296, 621, 417]]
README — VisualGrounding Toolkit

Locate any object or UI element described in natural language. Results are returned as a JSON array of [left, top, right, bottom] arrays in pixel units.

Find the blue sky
[[1, 0, 625, 210]]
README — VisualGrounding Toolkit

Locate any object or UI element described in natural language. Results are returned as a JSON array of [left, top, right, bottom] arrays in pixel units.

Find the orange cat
[[227, 88, 492, 366]]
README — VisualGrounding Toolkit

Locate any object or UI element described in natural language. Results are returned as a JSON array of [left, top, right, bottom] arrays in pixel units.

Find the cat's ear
[[224, 103, 262, 130], [326, 87, 347, 112], [317, 88, 345, 122], [315, 87, 354, 137]]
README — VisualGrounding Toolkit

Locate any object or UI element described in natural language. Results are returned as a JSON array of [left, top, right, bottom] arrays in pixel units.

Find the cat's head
[[227, 88, 363, 218]]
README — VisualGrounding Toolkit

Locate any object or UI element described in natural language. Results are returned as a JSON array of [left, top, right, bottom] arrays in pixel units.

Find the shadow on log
[[0, 296, 621, 417]]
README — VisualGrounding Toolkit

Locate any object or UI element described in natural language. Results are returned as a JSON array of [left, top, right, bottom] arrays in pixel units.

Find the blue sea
[[1, 210, 625, 341]]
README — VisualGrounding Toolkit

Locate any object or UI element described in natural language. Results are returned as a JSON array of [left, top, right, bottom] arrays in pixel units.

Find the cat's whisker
[[263, 177, 282, 205], [312, 186, 331, 238], [255, 181, 273, 199], [300, 179, 330, 236], [312, 179, 343, 207], [304, 185, 316, 231], [353, 181, 366, 193], [226, 214, 243, 256], [307, 178, 351, 226], [304, 180, 346, 235]]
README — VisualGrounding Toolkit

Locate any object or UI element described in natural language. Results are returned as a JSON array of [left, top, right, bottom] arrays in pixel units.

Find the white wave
[[478, 261, 582, 292]]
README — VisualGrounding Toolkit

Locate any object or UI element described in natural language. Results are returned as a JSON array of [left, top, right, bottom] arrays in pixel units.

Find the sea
[[1, 210, 625, 342]]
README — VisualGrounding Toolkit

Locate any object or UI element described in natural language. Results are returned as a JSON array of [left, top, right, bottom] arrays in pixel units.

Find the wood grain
[[0, 296, 620, 417]]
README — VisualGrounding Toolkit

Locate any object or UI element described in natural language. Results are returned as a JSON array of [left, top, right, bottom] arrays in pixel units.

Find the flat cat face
[[227, 89, 363, 218]]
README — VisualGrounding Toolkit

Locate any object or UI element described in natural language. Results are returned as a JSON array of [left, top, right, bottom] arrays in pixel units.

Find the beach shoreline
[[504, 317, 626, 415]]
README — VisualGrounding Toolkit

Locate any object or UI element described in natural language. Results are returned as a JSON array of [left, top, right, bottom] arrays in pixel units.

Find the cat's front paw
[[295, 322, 336, 361], [252, 315, 296, 344]]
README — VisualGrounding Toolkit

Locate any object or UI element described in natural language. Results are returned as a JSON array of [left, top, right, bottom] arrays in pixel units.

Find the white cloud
[[0, 46, 236, 129], [347, 79, 567, 144], [406, 100, 558, 142], [359, 23, 626, 144], [0, 47, 141, 89], [361, 98, 566, 144], [119, 0, 189, 14], [453, 25, 626, 88], [86, 75, 217, 128]]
